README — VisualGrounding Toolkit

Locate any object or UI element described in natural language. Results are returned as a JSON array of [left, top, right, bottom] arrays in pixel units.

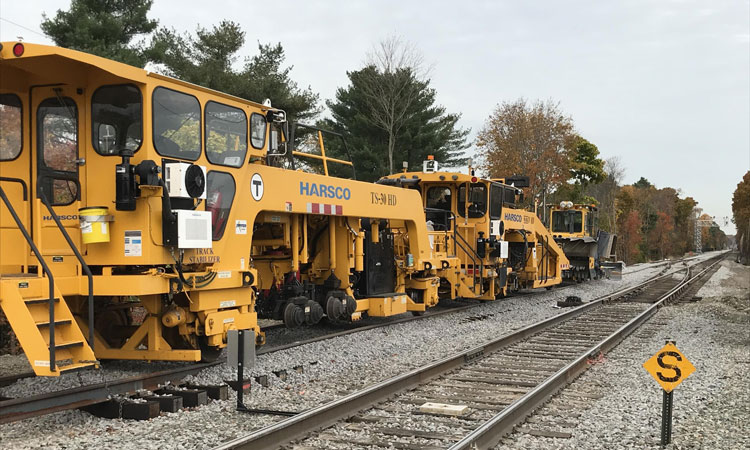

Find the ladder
[[0, 277, 96, 376], [0, 184, 96, 376]]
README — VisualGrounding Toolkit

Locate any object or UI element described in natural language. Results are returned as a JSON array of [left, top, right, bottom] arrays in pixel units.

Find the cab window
[[425, 186, 452, 230], [205, 102, 247, 167], [458, 183, 487, 218], [0, 94, 22, 160], [250, 113, 266, 149], [206, 171, 236, 240], [490, 184, 503, 219], [152, 87, 201, 160], [38, 97, 78, 205], [552, 210, 583, 233], [92, 84, 142, 155], [426, 186, 452, 210]]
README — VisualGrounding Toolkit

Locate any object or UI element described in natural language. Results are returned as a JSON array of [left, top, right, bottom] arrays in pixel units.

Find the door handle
[[75, 158, 86, 166]]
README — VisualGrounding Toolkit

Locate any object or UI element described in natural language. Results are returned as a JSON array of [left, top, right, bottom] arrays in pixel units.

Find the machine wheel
[[411, 310, 425, 317], [325, 295, 345, 321], [94, 306, 129, 348], [198, 336, 222, 362], [284, 302, 306, 328]]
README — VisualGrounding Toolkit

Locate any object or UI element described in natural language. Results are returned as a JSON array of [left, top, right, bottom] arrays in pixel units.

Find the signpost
[[643, 340, 696, 447], [227, 329, 254, 411]]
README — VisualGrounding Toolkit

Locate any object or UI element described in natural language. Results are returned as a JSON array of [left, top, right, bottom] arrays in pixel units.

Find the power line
[[0, 17, 47, 39]]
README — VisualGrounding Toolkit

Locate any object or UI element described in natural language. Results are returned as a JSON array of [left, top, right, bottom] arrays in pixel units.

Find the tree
[[589, 156, 624, 233], [149, 21, 319, 121], [650, 211, 674, 260], [323, 45, 469, 182], [41, 0, 157, 67], [732, 171, 750, 262], [569, 137, 606, 188], [673, 196, 698, 254], [632, 177, 653, 190], [350, 36, 431, 174], [476, 98, 575, 207], [620, 210, 643, 264], [240, 43, 321, 122], [149, 21, 245, 94]]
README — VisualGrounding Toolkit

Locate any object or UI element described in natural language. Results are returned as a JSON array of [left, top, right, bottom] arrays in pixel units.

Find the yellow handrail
[[292, 131, 354, 175]]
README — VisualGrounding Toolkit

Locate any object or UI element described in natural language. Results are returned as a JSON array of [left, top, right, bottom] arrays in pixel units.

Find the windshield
[[552, 210, 582, 233], [458, 183, 487, 218], [92, 84, 143, 155]]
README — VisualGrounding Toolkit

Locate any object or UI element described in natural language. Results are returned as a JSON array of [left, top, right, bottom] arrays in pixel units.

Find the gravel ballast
[[0, 252, 724, 449]]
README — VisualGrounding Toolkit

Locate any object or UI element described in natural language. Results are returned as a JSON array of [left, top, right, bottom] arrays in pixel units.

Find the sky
[[1, 0, 748, 234]]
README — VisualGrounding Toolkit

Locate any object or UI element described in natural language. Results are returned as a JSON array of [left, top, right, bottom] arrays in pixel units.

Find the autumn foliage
[[475, 98, 725, 264], [613, 178, 721, 263], [476, 99, 574, 203]]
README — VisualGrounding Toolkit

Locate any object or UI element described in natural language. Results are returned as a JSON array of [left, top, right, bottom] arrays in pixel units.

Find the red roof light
[[471, 176, 478, 183], [12, 43, 24, 57]]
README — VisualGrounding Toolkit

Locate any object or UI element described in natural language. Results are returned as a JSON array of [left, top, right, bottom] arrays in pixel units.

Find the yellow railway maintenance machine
[[547, 202, 618, 282], [380, 158, 569, 301], [0, 43, 442, 376]]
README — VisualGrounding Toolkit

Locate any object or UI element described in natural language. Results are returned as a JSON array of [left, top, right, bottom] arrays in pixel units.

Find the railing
[[286, 123, 357, 179], [37, 180, 94, 351], [0, 184, 57, 371], [451, 217, 484, 296]]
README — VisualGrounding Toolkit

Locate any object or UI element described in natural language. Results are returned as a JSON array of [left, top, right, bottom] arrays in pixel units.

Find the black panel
[[356, 219, 395, 297]]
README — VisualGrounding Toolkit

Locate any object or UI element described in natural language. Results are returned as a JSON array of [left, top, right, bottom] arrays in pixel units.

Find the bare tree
[[357, 36, 428, 174]]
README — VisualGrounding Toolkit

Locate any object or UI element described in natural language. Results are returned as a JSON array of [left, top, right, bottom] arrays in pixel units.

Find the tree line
[[39, 0, 729, 264]]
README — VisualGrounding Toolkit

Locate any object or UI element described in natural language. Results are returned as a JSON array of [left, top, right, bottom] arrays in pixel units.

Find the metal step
[[53, 341, 83, 351], [24, 297, 60, 305], [35, 319, 72, 327]]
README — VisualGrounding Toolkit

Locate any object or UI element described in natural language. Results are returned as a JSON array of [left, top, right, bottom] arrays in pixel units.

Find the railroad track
[[213, 254, 724, 450], [0, 283, 575, 422], [0, 360, 222, 424], [0, 255, 716, 425]]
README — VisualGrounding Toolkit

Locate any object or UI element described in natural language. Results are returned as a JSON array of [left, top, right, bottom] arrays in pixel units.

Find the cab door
[[31, 86, 86, 259], [0, 92, 29, 271]]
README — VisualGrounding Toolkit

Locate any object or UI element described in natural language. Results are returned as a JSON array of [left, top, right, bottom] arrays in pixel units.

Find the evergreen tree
[[323, 65, 469, 182], [41, 0, 158, 67], [149, 22, 319, 121]]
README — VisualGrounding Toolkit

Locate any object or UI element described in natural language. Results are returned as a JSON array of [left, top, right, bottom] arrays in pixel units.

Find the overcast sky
[[1, 0, 748, 234]]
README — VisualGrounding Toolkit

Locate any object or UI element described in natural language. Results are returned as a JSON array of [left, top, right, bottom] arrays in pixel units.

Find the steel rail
[[0, 361, 221, 424], [212, 259, 695, 450], [449, 254, 725, 449]]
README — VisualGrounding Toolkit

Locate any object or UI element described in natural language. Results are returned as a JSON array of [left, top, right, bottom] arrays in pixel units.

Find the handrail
[[286, 123, 357, 180], [0, 185, 57, 371], [38, 189, 94, 351], [452, 216, 484, 295], [0, 177, 28, 201]]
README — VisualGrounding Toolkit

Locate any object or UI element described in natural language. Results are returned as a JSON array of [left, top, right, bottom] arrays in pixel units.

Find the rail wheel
[[198, 336, 222, 362], [94, 301, 130, 348]]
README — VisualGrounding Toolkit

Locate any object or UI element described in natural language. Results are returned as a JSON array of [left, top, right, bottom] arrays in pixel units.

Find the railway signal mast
[[692, 207, 716, 253]]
